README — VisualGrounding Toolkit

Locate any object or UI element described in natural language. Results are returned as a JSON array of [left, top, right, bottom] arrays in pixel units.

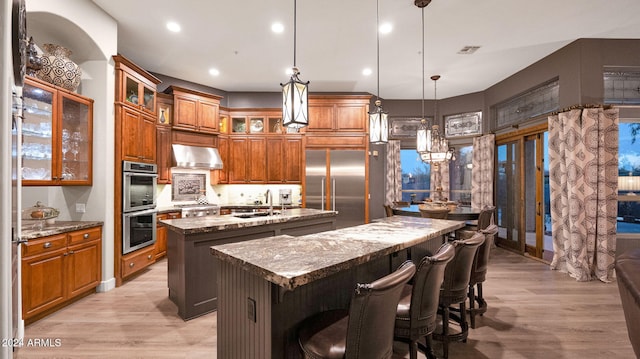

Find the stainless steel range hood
[[172, 144, 223, 170]]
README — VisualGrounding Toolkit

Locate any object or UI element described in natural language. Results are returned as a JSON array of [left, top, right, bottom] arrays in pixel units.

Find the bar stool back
[[433, 232, 485, 359], [297, 261, 416, 359], [394, 243, 456, 359]]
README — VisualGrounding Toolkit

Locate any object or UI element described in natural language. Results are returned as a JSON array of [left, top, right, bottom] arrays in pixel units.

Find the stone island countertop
[[21, 220, 104, 240], [210, 216, 465, 291], [160, 208, 336, 235]]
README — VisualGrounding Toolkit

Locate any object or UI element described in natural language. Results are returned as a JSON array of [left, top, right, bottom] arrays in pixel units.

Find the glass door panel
[[22, 82, 54, 181], [496, 141, 521, 251], [61, 95, 90, 181], [542, 132, 553, 261], [524, 135, 540, 256]]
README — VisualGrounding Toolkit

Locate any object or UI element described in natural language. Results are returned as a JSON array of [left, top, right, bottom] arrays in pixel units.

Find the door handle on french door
[[321, 178, 325, 210]]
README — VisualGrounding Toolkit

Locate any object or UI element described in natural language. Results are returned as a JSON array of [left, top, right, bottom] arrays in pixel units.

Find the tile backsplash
[[156, 169, 301, 206]]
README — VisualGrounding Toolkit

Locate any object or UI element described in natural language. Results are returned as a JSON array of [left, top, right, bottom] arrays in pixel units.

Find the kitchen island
[[161, 208, 337, 320], [210, 216, 465, 358]]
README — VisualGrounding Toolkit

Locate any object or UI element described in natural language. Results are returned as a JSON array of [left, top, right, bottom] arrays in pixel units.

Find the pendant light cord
[[293, 0, 297, 67], [421, 7, 425, 119], [376, 0, 380, 102]]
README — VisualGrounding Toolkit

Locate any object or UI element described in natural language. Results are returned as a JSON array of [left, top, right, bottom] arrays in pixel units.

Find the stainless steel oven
[[122, 161, 157, 213], [122, 208, 157, 254]]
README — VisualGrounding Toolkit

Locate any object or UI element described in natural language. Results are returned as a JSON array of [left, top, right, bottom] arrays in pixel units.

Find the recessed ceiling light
[[209, 68, 220, 76], [271, 22, 284, 33], [362, 68, 373, 76], [379, 23, 392, 34], [167, 22, 181, 33]]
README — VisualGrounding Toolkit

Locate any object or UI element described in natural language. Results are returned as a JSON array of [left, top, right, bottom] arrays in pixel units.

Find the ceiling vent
[[458, 46, 481, 55]]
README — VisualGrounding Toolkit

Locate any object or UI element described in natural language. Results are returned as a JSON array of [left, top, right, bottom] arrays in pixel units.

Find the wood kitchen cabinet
[[119, 105, 157, 163], [167, 86, 222, 134], [156, 93, 173, 184], [307, 95, 370, 133], [155, 211, 181, 260], [22, 226, 102, 324], [267, 136, 302, 183], [21, 76, 93, 186], [212, 135, 229, 184], [228, 136, 267, 183], [114, 55, 160, 164]]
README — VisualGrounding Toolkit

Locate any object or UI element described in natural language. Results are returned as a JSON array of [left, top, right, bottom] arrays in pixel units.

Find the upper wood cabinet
[[213, 135, 229, 184], [22, 76, 93, 186], [114, 55, 160, 117], [228, 137, 267, 183], [267, 136, 302, 183], [119, 105, 157, 163], [166, 86, 223, 134], [307, 95, 371, 133], [114, 55, 161, 165]]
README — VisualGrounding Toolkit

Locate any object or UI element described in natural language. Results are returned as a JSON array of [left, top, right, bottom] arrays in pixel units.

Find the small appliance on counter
[[22, 201, 60, 229], [279, 189, 292, 205]]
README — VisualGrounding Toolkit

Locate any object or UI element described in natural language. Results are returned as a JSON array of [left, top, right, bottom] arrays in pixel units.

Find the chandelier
[[281, 0, 309, 130], [414, 1, 453, 163], [368, 0, 388, 144], [419, 75, 454, 163]]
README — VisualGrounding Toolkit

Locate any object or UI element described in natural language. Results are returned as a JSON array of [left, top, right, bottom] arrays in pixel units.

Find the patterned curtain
[[548, 107, 618, 282], [471, 134, 495, 208], [385, 140, 402, 205], [430, 162, 450, 201]]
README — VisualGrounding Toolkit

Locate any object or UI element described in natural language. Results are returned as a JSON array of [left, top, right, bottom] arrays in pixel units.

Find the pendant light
[[419, 75, 454, 163], [281, 0, 309, 129], [415, 0, 453, 164], [416, 2, 431, 155], [369, 0, 389, 144]]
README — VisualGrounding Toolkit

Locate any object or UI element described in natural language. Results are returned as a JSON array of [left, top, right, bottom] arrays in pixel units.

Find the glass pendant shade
[[416, 119, 431, 153], [419, 124, 454, 163], [369, 99, 388, 144], [281, 67, 309, 129]]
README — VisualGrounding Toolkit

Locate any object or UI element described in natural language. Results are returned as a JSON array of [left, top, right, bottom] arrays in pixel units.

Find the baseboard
[[97, 277, 116, 292]]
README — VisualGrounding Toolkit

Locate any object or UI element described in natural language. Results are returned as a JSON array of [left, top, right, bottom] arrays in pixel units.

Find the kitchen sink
[[233, 211, 280, 219]]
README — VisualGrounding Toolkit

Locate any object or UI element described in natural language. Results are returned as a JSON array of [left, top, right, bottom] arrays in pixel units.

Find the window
[[449, 145, 473, 205], [618, 121, 640, 234], [400, 149, 431, 203], [400, 146, 474, 204]]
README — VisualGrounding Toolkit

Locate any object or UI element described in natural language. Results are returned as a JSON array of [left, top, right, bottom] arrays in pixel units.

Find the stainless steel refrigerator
[[305, 149, 366, 229]]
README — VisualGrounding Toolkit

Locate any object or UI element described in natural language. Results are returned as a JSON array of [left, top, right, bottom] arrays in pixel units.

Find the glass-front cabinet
[[22, 77, 93, 185]]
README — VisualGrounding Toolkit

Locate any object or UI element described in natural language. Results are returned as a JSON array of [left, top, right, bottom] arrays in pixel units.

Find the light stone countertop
[[21, 220, 104, 240], [160, 208, 337, 235], [210, 216, 465, 290]]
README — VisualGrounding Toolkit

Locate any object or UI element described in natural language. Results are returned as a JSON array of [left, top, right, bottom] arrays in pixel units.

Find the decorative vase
[[35, 44, 82, 92]]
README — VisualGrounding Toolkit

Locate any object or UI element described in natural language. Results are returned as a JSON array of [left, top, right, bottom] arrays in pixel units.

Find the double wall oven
[[122, 161, 157, 254]]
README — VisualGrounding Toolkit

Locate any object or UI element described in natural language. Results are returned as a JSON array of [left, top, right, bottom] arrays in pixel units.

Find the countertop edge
[[21, 221, 104, 240]]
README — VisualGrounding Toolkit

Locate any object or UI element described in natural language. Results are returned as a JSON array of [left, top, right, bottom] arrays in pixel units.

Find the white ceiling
[[82, 0, 640, 100]]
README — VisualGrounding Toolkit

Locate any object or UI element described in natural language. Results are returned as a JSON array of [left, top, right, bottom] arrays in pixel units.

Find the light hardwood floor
[[14, 248, 635, 359]]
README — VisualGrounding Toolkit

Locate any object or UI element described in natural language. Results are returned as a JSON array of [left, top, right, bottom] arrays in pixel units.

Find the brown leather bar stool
[[297, 261, 416, 358], [468, 224, 498, 328], [433, 232, 485, 359], [394, 243, 456, 359], [384, 204, 395, 217], [464, 205, 495, 231]]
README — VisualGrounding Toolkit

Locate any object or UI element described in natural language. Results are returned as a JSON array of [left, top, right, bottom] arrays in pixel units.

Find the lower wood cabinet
[[121, 245, 155, 278], [22, 226, 102, 323], [155, 211, 181, 260]]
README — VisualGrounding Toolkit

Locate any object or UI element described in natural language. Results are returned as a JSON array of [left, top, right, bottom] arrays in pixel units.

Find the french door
[[495, 124, 551, 260]]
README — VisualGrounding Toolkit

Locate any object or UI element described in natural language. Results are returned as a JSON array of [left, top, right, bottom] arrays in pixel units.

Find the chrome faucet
[[265, 189, 273, 216]]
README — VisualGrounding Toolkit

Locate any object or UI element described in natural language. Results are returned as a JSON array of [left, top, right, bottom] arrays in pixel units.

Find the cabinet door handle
[[68, 250, 74, 255], [83, 233, 89, 239], [43, 242, 52, 249], [147, 254, 153, 260], [129, 262, 135, 268]]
